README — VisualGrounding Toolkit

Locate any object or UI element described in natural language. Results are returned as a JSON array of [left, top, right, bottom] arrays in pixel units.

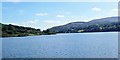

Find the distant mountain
[[1, 16, 120, 37], [48, 17, 120, 33], [88, 17, 118, 24]]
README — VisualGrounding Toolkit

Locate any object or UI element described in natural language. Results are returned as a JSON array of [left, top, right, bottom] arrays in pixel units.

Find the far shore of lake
[[1, 31, 119, 38]]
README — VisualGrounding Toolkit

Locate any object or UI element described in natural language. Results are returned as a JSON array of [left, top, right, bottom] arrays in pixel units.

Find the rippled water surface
[[2, 32, 118, 58]]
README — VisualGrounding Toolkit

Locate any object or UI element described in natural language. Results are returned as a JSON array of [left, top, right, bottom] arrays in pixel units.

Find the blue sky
[[2, 2, 118, 30]]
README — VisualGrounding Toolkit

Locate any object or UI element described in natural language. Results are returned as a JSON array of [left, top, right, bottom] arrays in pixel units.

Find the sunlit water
[[2, 32, 118, 58]]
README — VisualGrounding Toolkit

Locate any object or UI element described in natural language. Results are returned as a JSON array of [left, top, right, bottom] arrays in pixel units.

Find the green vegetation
[[1, 17, 120, 37], [48, 17, 120, 33], [42, 29, 56, 35], [78, 30, 84, 33], [49, 22, 120, 33], [0, 23, 56, 37]]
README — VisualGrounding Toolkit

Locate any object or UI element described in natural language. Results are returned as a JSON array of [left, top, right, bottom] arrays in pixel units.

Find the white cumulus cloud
[[26, 20, 39, 24], [112, 8, 118, 12], [36, 13, 48, 16], [56, 15, 65, 18], [91, 7, 102, 11], [44, 20, 61, 24], [19, 20, 39, 28]]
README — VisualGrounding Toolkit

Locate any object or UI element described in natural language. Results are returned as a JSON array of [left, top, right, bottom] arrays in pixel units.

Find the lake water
[[2, 32, 118, 58]]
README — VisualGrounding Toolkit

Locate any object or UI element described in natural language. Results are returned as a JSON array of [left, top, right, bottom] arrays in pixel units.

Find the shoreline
[[1, 31, 119, 38]]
